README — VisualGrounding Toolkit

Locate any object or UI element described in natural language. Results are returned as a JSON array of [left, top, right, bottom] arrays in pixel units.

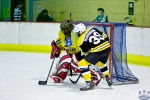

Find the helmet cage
[[60, 20, 73, 32]]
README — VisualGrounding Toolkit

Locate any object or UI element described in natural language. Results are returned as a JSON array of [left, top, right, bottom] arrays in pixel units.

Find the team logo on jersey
[[65, 37, 72, 46]]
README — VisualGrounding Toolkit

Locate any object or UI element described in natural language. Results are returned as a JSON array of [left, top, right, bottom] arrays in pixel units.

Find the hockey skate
[[80, 81, 94, 91], [105, 75, 112, 86]]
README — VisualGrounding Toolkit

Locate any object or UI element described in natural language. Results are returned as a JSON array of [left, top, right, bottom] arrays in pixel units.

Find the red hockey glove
[[50, 40, 61, 59]]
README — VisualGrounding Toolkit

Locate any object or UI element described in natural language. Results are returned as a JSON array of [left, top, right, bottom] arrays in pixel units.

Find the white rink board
[[126, 27, 150, 56], [0, 22, 150, 56], [0, 22, 20, 44]]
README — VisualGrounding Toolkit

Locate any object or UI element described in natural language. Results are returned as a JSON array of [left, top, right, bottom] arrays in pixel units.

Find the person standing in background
[[36, 9, 55, 22], [13, 1, 25, 21], [93, 8, 108, 22]]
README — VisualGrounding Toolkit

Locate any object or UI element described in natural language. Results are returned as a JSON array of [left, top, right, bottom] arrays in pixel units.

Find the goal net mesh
[[74, 22, 139, 85]]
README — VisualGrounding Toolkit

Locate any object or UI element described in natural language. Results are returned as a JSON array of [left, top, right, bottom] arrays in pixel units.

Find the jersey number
[[89, 32, 104, 44]]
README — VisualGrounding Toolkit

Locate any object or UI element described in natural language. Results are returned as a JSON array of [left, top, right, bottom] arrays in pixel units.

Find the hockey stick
[[69, 73, 82, 84], [38, 58, 55, 85]]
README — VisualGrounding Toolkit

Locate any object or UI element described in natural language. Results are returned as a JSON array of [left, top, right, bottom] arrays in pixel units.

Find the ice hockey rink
[[0, 51, 150, 100]]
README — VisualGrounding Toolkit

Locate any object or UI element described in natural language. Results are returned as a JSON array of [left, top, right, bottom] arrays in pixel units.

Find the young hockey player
[[73, 23, 112, 91], [50, 20, 102, 85]]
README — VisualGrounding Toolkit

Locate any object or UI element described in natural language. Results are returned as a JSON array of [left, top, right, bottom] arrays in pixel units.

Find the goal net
[[74, 22, 139, 85]]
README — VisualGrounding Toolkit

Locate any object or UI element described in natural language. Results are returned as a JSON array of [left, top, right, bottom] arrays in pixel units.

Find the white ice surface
[[0, 51, 150, 100]]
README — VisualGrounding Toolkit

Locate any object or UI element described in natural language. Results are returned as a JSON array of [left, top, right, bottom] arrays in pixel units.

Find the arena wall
[[0, 22, 150, 66]]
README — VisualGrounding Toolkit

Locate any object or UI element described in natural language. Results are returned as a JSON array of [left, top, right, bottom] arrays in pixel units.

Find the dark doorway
[[10, 0, 25, 21]]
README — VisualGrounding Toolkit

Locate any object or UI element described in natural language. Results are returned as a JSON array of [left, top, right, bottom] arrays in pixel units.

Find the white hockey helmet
[[73, 23, 86, 35]]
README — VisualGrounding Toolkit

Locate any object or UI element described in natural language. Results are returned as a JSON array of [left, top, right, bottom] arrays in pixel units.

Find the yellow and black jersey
[[55, 30, 81, 54], [77, 27, 111, 53]]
